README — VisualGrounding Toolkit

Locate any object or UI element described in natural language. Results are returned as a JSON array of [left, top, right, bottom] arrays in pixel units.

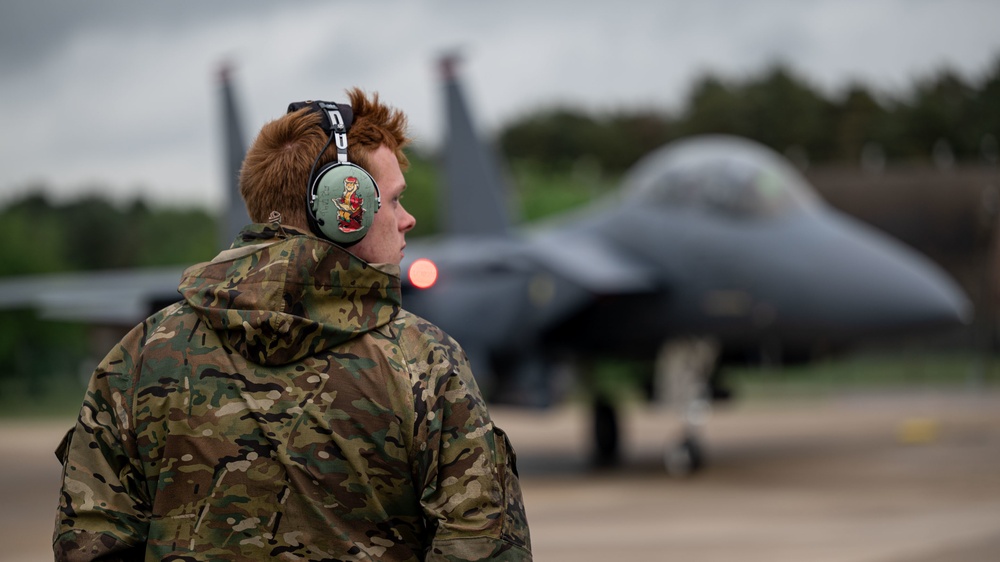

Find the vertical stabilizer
[[218, 62, 251, 248], [441, 55, 511, 237]]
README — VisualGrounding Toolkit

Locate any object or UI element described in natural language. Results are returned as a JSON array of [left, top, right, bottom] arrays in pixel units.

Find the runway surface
[[3, 389, 998, 561]]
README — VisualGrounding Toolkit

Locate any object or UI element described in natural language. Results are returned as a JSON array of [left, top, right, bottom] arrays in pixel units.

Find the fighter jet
[[397, 56, 972, 473], [0, 58, 971, 474]]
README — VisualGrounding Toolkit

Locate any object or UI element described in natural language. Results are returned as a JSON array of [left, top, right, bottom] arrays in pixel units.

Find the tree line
[[499, 55, 1000, 175], [0, 193, 219, 276], [0, 195, 221, 401]]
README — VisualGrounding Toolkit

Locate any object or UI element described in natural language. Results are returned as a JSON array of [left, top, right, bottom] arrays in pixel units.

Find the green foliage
[[830, 84, 892, 162], [132, 204, 218, 267], [744, 66, 837, 161], [0, 195, 219, 398], [893, 70, 981, 161], [0, 369, 85, 419], [403, 148, 600, 230], [576, 352, 999, 408], [0, 196, 67, 275], [500, 108, 675, 176], [602, 110, 677, 172], [0, 194, 218, 275], [400, 149, 441, 237], [0, 308, 89, 401], [500, 109, 600, 173], [730, 352, 1000, 401], [682, 74, 743, 135], [508, 161, 613, 222], [682, 65, 837, 161], [498, 54, 1000, 173]]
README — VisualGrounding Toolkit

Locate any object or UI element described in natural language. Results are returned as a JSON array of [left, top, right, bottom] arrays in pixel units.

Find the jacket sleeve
[[53, 328, 151, 562], [415, 339, 532, 561]]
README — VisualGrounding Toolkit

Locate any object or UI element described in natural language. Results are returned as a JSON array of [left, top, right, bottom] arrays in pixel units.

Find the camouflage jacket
[[54, 224, 531, 561]]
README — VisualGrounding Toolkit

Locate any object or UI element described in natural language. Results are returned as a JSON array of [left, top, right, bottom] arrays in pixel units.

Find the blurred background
[[2, 1, 999, 560]]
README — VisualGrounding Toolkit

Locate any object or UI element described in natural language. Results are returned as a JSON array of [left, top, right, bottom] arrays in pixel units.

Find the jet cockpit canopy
[[622, 135, 820, 218]]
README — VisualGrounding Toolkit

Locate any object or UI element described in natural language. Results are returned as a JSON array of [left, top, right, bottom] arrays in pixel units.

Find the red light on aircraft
[[408, 258, 438, 289]]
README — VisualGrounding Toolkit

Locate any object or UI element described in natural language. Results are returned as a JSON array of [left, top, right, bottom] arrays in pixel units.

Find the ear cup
[[309, 161, 381, 245]]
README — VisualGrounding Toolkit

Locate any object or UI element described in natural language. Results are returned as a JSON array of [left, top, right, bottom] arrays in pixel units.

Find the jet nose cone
[[755, 210, 974, 343], [865, 256, 973, 332], [806, 213, 973, 335]]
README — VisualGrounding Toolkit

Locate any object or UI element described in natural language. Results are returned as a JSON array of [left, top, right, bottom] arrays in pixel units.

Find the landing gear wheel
[[592, 397, 620, 467], [664, 436, 705, 477]]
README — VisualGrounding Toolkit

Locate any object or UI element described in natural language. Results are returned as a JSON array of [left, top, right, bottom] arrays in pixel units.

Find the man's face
[[350, 144, 416, 265]]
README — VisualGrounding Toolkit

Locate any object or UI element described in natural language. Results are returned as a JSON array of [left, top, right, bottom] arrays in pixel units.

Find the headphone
[[287, 100, 381, 246]]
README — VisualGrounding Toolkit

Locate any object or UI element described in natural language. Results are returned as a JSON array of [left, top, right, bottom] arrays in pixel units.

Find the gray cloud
[[1, 0, 998, 210]]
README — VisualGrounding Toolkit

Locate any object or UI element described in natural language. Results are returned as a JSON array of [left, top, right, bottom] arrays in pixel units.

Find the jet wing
[[401, 228, 659, 350], [404, 228, 657, 297], [526, 226, 658, 295], [0, 266, 184, 324]]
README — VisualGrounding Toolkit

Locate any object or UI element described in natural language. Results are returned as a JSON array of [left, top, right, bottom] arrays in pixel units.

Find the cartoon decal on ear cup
[[309, 160, 380, 245], [287, 100, 381, 246]]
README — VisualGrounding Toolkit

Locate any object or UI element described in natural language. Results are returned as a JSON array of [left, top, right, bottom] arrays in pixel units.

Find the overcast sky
[[2, 0, 999, 211]]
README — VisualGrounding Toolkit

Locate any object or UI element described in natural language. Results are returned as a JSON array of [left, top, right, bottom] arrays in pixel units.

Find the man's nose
[[401, 209, 416, 232]]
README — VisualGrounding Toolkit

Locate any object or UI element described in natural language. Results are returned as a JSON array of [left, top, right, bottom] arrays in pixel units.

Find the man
[[54, 88, 532, 561]]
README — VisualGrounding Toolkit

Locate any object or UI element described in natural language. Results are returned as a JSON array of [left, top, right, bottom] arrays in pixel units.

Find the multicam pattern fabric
[[54, 223, 531, 561]]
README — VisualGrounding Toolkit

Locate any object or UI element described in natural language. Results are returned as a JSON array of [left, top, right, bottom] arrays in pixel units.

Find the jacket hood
[[179, 223, 401, 366]]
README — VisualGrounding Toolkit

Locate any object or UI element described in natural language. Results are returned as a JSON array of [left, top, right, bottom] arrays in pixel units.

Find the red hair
[[240, 88, 410, 227]]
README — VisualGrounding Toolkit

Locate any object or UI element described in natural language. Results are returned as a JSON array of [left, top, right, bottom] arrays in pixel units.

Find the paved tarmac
[[3, 389, 998, 561]]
